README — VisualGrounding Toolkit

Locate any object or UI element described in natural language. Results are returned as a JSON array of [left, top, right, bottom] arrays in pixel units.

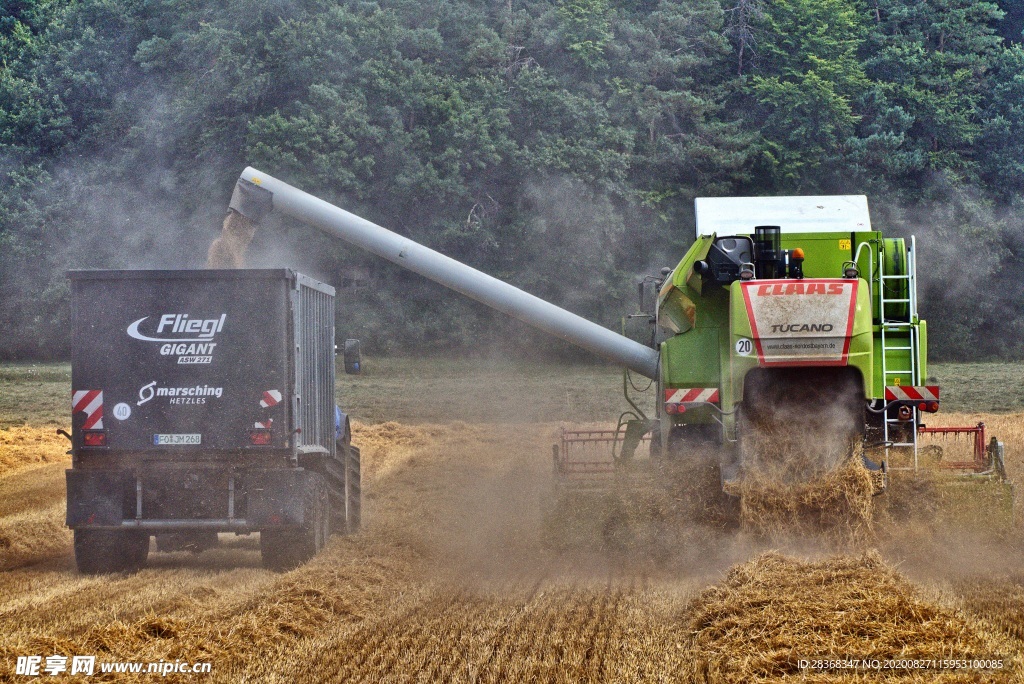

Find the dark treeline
[[2, 0, 1023, 360]]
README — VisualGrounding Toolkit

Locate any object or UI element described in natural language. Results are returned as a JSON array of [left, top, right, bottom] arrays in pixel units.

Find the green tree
[[860, 0, 1004, 186], [977, 45, 1024, 199], [743, 0, 869, 189], [556, 0, 611, 67], [994, 0, 1024, 44], [3, 0, 1024, 360]]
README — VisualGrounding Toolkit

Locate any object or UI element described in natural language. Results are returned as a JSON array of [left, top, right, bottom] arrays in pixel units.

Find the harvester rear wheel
[[74, 529, 149, 574], [260, 473, 329, 571]]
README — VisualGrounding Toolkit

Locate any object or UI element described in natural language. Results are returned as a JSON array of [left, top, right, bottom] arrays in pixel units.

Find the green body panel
[[660, 328, 722, 427], [662, 328, 721, 390], [657, 229, 927, 434], [872, 332, 910, 388], [849, 285, 875, 396], [868, 321, 928, 391], [778, 231, 854, 279]]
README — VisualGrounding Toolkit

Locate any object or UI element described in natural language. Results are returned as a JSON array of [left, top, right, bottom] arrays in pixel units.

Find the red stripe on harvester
[[886, 386, 941, 402], [901, 386, 923, 401], [664, 388, 721, 404], [680, 388, 702, 403]]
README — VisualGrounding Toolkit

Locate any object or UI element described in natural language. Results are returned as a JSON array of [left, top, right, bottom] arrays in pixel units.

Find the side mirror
[[343, 339, 362, 375]]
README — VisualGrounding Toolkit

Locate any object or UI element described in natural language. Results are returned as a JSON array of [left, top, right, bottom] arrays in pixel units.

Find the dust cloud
[[348, 403, 1018, 591], [874, 185, 1024, 358], [331, 420, 1024, 683], [2, 416, 1022, 681]]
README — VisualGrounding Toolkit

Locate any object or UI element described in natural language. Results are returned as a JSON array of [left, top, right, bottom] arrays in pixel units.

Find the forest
[[2, 0, 1023, 360]]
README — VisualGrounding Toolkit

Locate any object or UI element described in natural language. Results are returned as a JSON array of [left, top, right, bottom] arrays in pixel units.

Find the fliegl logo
[[127, 314, 226, 364]]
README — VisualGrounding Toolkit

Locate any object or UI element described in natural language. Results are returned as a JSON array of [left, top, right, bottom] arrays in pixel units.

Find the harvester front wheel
[[74, 529, 149, 574], [260, 473, 329, 571]]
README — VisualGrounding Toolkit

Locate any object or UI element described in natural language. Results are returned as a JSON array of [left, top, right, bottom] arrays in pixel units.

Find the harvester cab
[[654, 196, 935, 490]]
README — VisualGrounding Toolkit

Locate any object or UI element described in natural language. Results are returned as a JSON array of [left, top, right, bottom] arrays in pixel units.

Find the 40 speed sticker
[[153, 434, 201, 445]]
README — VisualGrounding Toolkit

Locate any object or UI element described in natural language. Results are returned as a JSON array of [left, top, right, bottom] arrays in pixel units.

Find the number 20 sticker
[[735, 338, 754, 356]]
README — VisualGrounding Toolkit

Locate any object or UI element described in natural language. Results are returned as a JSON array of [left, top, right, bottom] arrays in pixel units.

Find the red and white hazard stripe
[[884, 385, 940, 402], [254, 419, 274, 429], [260, 390, 282, 408], [664, 388, 720, 405], [72, 390, 104, 429]]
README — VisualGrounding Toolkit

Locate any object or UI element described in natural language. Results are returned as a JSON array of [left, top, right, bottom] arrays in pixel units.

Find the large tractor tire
[[260, 473, 329, 572], [74, 529, 149, 574]]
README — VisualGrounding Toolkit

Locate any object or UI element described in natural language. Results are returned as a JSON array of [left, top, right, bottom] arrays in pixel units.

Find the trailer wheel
[[74, 529, 149, 574], [260, 473, 329, 571], [345, 446, 361, 534]]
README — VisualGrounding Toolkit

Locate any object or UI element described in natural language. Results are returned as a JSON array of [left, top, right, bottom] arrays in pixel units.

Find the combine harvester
[[229, 169, 1012, 536]]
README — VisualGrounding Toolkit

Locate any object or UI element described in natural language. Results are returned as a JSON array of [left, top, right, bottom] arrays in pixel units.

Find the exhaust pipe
[[235, 167, 661, 380]]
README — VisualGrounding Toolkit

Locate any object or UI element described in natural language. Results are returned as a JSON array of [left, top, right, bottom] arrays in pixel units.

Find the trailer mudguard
[[247, 469, 313, 528], [66, 469, 129, 527]]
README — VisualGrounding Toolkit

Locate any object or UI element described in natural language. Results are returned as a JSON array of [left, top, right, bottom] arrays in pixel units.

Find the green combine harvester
[[225, 172, 1010, 532], [650, 195, 933, 488]]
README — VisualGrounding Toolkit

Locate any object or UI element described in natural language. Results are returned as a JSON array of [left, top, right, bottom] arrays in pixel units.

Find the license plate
[[153, 433, 202, 445]]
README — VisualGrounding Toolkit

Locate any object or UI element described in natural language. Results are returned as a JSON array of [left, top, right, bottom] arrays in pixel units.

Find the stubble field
[[0, 359, 1023, 682]]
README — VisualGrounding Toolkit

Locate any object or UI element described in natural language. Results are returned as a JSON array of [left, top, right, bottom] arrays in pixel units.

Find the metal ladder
[[878, 236, 920, 470]]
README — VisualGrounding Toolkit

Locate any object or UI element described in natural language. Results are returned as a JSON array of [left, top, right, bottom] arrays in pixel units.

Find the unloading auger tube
[[232, 167, 661, 379]]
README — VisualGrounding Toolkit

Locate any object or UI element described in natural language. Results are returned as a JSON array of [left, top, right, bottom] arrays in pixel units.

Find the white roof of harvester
[[694, 195, 871, 237]]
